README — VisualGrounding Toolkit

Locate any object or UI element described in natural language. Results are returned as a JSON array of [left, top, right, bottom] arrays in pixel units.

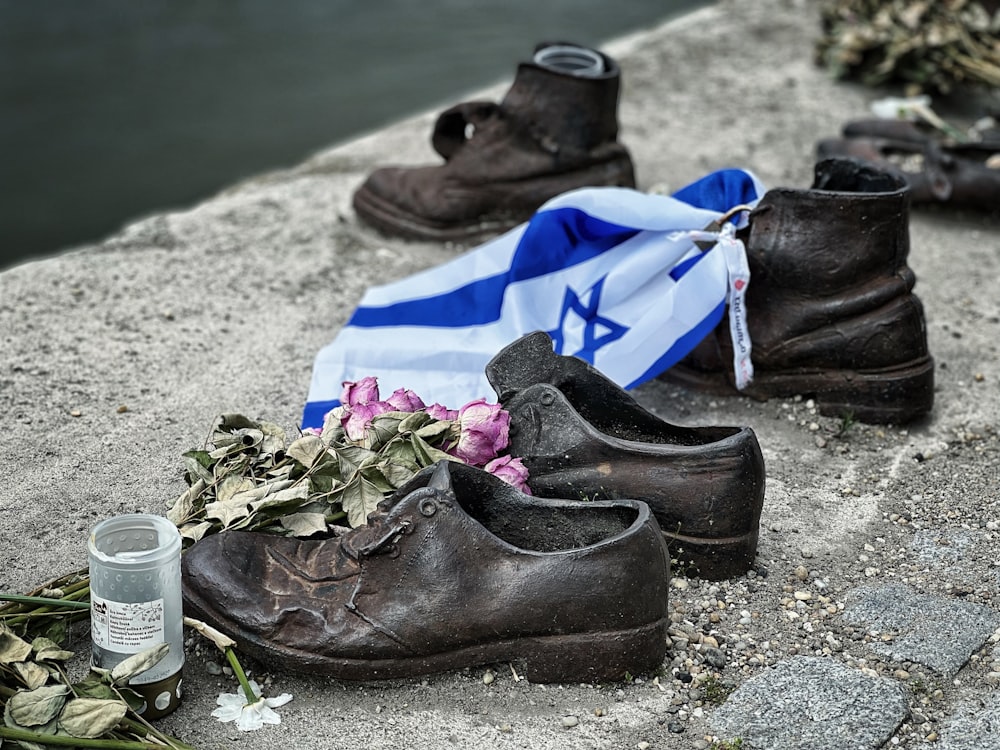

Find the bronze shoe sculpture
[[486, 332, 765, 581], [817, 118, 1000, 212], [352, 42, 635, 242], [181, 461, 669, 683], [663, 157, 934, 424]]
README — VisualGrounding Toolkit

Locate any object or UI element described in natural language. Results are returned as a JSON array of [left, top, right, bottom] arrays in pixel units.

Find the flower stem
[[0, 726, 172, 749], [0, 594, 90, 610], [224, 646, 256, 705]]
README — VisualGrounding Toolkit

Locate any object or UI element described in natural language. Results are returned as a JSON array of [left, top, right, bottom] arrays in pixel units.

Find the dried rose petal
[[341, 377, 380, 407], [451, 399, 510, 465], [386, 388, 426, 413], [484, 455, 532, 494]]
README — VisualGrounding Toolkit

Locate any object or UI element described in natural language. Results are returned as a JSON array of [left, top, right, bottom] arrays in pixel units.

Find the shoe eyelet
[[540, 391, 554, 406], [419, 499, 438, 517]]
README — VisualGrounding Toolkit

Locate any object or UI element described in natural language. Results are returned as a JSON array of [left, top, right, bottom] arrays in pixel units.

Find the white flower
[[870, 95, 932, 121], [212, 679, 292, 731]]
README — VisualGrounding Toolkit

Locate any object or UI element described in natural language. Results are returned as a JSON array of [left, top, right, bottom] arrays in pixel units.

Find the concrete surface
[[2, 0, 1000, 748]]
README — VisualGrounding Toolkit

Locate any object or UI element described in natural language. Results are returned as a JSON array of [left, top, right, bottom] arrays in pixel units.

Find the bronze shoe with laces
[[181, 461, 669, 682]]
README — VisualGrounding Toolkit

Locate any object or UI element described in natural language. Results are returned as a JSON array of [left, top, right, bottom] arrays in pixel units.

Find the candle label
[[91, 594, 166, 654]]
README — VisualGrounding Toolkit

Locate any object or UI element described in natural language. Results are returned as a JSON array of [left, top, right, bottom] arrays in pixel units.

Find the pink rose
[[386, 387, 426, 413], [425, 403, 458, 421], [485, 455, 531, 494], [341, 377, 380, 407], [338, 378, 393, 440], [342, 400, 393, 441], [450, 399, 510, 466]]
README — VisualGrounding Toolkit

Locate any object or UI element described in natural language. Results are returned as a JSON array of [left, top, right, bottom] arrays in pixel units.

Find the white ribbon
[[671, 223, 754, 389]]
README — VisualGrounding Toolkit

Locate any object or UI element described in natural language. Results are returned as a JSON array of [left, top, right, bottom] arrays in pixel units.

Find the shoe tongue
[[426, 461, 455, 493]]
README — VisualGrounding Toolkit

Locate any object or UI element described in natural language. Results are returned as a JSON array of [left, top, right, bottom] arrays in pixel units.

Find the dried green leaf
[[39, 618, 68, 648], [110, 643, 169, 684], [410, 433, 456, 468], [217, 474, 256, 503], [414, 419, 454, 441], [279, 512, 329, 537], [0, 623, 33, 665], [72, 674, 117, 701], [179, 520, 214, 543], [367, 412, 408, 449], [379, 438, 422, 473], [287, 434, 327, 468], [398, 410, 433, 432], [182, 451, 215, 484], [13, 661, 50, 690], [361, 466, 395, 494], [380, 461, 416, 489], [2, 705, 58, 750], [218, 413, 262, 431], [58, 697, 128, 739], [204, 497, 252, 527], [342, 476, 384, 528], [309, 473, 341, 494], [31, 637, 74, 663], [259, 420, 288, 459], [166, 477, 207, 524], [249, 483, 311, 513], [336, 444, 377, 477], [6, 684, 70, 727]]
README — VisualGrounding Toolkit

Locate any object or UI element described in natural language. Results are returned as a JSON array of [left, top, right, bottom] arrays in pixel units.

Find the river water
[[0, 1, 704, 270]]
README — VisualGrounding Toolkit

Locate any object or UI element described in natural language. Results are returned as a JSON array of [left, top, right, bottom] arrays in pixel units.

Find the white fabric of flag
[[302, 168, 766, 428]]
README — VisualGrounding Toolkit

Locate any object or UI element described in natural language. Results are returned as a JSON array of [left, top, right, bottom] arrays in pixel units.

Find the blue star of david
[[546, 277, 629, 364]]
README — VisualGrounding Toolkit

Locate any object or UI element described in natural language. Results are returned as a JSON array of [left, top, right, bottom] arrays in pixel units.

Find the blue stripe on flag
[[625, 299, 726, 388], [349, 207, 638, 328], [672, 168, 762, 214]]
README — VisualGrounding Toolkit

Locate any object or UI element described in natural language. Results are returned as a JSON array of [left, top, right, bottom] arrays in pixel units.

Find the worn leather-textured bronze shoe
[[817, 119, 1000, 212], [663, 157, 934, 424], [486, 332, 765, 581], [181, 461, 669, 682], [352, 42, 635, 242]]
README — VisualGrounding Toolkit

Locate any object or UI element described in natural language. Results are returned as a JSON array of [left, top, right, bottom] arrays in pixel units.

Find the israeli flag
[[302, 168, 765, 428]]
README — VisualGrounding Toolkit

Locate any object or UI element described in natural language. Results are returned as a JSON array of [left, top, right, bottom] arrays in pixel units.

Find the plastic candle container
[[88, 514, 184, 719]]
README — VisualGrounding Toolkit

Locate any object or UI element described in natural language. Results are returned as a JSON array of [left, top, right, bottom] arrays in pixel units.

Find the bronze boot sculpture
[[486, 331, 765, 580], [817, 118, 1000, 212], [182, 461, 669, 682], [663, 157, 934, 424], [352, 42, 635, 242]]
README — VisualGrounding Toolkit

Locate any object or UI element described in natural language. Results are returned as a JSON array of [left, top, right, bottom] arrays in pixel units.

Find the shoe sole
[[183, 587, 667, 684], [352, 158, 635, 243], [661, 355, 934, 424]]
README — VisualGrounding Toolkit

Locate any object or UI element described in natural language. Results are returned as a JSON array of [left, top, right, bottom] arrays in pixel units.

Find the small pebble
[[561, 715, 579, 729], [482, 671, 495, 685], [205, 661, 222, 676], [637, 743, 650, 750]]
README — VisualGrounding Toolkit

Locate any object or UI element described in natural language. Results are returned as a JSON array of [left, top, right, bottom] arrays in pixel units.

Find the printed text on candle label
[[91, 594, 165, 653]]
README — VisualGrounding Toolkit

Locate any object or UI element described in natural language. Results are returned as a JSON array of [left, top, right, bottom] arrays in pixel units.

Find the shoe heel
[[519, 620, 667, 683], [665, 529, 760, 580], [812, 356, 934, 424]]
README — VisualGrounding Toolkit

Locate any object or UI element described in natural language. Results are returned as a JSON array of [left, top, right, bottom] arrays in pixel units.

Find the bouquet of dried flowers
[[816, 0, 1000, 93], [1, 378, 526, 745], [166, 377, 529, 539]]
